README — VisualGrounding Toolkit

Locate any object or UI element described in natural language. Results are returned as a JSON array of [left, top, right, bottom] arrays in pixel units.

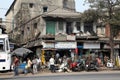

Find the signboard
[[104, 44, 119, 49], [83, 42, 100, 49], [55, 42, 77, 49], [67, 35, 76, 40], [55, 35, 66, 41], [43, 43, 55, 48]]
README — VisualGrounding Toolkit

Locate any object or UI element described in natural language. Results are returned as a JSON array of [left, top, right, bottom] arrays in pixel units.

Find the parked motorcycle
[[70, 61, 85, 72], [85, 61, 99, 72], [57, 62, 71, 72]]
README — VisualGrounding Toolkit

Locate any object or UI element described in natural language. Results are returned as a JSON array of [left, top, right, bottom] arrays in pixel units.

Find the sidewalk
[[0, 67, 120, 78], [99, 66, 120, 71]]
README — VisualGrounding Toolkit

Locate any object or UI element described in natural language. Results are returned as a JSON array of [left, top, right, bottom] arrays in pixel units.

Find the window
[[34, 23, 37, 29], [43, 6, 48, 12], [0, 44, 4, 51], [84, 22, 93, 33], [27, 27, 30, 31], [29, 3, 34, 8], [76, 22, 81, 31], [46, 21, 55, 35], [63, 0, 68, 8], [66, 22, 72, 35], [0, 39, 5, 52], [27, 27, 30, 35], [84, 22, 96, 36], [21, 31, 24, 35], [6, 40, 9, 51], [58, 22, 64, 31]]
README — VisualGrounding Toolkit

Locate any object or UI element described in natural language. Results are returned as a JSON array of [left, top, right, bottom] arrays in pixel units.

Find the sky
[[0, 0, 89, 19]]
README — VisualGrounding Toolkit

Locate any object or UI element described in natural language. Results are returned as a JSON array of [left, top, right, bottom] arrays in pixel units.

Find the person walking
[[36, 57, 41, 71], [32, 57, 38, 74], [26, 58, 33, 74], [55, 53, 60, 64], [12, 55, 19, 76], [49, 56, 55, 73]]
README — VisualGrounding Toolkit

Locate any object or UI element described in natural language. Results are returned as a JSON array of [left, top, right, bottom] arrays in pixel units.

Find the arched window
[[63, 0, 68, 8]]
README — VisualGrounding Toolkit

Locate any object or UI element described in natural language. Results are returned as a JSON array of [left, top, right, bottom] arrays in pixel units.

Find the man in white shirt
[[49, 56, 55, 73]]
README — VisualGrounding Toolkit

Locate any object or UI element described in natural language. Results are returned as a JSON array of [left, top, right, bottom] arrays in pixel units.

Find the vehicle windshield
[[0, 39, 5, 52]]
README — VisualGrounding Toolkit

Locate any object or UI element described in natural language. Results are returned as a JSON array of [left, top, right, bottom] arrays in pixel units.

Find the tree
[[84, 0, 120, 62], [84, 0, 120, 27], [81, 9, 99, 22]]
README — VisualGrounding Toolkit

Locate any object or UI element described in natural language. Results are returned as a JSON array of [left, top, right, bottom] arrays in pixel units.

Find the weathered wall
[[5, 10, 13, 33]]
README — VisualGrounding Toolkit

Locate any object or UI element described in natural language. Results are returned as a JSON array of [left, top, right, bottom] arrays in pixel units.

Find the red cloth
[[14, 58, 19, 66], [75, 48, 78, 54], [70, 62, 77, 68]]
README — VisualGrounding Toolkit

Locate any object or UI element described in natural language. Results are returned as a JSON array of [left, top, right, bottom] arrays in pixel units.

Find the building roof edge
[[5, 0, 16, 16]]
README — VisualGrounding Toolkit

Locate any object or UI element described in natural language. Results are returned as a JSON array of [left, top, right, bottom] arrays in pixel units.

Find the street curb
[[0, 68, 120, 78]]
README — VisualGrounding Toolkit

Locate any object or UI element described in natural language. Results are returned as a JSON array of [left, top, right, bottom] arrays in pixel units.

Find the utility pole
[[107, 0, 114, 63], [110, 24, 114, 62]]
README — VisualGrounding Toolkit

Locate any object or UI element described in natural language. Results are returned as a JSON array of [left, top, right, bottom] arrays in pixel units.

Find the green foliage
[[84, 0, 120, 36], [85, 0, 120, 18], [81, 9, 99, 22]]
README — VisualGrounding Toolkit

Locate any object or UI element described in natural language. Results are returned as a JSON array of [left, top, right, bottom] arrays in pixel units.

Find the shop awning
[[41, 48, 56, 50], [23, 39, 42, 48]]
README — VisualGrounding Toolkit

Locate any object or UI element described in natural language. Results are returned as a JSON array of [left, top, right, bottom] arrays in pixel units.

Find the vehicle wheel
[[86, 68, 89, 72], [95, 68, 98, 72]]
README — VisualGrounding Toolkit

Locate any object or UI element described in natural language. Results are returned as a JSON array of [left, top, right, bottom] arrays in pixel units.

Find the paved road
[[1, 71, 120, 80]]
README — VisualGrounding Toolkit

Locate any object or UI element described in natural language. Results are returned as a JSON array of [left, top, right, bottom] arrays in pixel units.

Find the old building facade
[[5, 0, 120, 65]]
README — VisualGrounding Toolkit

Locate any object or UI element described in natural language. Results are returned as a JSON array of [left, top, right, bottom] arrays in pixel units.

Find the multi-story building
[[0, 18, 6, 34], [5, 0, 120, 65]]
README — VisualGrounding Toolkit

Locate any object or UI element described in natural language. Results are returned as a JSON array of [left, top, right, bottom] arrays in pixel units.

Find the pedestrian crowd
[[12, 53, 112, 77], [12, 55, 41, 76]]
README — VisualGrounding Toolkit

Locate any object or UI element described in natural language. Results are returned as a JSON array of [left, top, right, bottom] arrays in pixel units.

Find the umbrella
[[11, 48, 33, 57]]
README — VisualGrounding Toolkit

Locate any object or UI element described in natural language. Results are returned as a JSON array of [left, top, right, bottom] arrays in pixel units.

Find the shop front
[[55, 42, 77, 60], [82, 42, 101, 59], [103, 43, 120, 67], [77, 43, 83, 58], [41, 41, 77, 64], [41, 42, 55, 65]]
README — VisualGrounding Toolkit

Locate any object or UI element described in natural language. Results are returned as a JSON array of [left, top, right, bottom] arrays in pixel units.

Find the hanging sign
[[55, 42, 77, 49]]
